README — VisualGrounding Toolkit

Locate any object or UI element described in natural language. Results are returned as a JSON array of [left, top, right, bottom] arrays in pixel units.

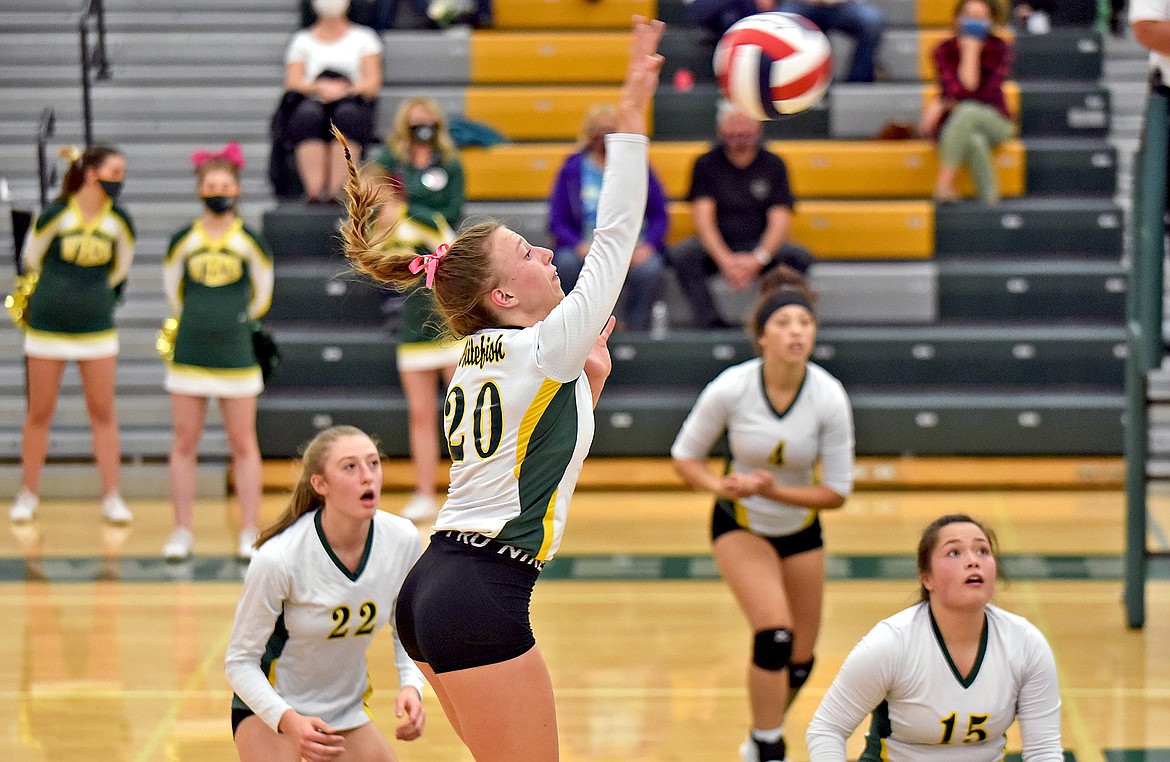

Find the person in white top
[[336, 17, 664, 761], [672, 268, 854, 762], [1132, 0, 1170, 85], [224, 425, 426, 762], [284, 0, 383, 203], [806, 514, 1064, 761]]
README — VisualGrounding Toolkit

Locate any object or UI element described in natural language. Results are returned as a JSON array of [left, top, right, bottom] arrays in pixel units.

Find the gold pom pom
[[5, 272, 39, 329], [156, 316, 179, 361], [58, 145, 83, 163]]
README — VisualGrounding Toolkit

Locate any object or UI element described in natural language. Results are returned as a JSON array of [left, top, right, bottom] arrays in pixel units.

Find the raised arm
[[536, 17, 664, 382]]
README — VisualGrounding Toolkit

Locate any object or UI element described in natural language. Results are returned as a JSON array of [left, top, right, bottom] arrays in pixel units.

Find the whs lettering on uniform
[[460, 334, 506, 369]]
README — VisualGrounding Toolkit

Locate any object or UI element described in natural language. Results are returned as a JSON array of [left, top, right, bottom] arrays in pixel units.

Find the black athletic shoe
[[739, 735, 786, 762]]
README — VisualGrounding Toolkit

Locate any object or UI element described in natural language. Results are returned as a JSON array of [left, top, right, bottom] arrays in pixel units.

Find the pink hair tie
[[191, 141, 246, 171], [409, 244, 448, 290]]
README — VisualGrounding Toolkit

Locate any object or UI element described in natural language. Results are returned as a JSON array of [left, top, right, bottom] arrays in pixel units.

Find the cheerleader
[[160, 143, 274, 561], [9, 145, 134, 525]]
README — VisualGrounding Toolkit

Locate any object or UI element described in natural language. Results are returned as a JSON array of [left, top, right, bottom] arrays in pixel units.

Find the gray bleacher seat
[[263, 204, 345, 259], [934, 198, 1123, 257], [813, 324, 1124, 389], [810, 261, 938, 324], [269, 262, 388, 326], [937, 259, 1126, 321], [266, 329, 399, 389], [850, 391, 1123, 456], [258, 393, 410, 458], [1024, 139, 1117, 196], [382, 29, 471, 84]]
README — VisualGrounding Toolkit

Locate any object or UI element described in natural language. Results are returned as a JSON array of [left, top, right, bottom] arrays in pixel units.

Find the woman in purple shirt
[[548, 104, 669, 331]]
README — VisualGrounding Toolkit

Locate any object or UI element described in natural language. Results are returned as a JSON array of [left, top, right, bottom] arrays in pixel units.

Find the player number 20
[[444, 382, 503, 461]]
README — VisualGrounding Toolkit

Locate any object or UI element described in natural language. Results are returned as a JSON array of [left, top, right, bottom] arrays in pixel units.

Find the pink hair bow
[[191, 141, 246, 170], [409, 244, 448, 289]]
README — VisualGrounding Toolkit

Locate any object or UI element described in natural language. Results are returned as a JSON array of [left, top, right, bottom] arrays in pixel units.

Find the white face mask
[[312, 0, 350, 18]]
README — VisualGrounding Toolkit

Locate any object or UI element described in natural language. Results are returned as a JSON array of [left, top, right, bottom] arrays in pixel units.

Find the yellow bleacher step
[[463, 140, 1024, 200], [493, 0, 653, 29], [917, 0, 956, 27], [464, 86, 624, 141], [470, 31, 630, 84], [667, 199, 935, 258]]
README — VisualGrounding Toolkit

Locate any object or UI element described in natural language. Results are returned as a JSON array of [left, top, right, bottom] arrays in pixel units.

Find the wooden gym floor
[[1, 459, 1169, 761]]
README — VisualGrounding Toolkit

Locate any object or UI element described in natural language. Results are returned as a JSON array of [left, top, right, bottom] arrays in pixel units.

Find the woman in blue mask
[[8, 145, 135, 526], [920, 0, 1015, 204], [159, 143, 274, 562]]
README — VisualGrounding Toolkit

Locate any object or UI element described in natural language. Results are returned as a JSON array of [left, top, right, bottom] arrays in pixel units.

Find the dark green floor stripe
[[1006, 753, 1076, 762], [1105, 752, 1170, 761], [3, 553, 1169, 583]]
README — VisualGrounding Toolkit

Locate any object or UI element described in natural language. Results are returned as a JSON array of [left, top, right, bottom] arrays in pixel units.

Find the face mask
[[959, 18, 992, 39], [99, 180, 123, 201], [312, 0, 349, 18], [410, 123, 438, 144], [201, 195, 237, 215]]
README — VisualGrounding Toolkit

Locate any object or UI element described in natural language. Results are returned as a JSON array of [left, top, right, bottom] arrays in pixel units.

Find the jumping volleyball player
[[337, 17, 664, 761]]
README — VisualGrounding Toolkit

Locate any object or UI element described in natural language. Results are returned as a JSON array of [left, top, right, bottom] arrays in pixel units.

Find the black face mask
[[410, 123, 438, 144], [99, 180, 123, 201], [201, 195, 237, 215]]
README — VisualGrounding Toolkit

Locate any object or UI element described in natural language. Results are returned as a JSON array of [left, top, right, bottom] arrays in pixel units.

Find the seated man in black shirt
[[669, 102, 814, 329]]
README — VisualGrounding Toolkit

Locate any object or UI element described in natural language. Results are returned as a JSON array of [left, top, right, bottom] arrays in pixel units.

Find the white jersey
[[285, 25, 382, 83], [670, 358, 854, 536], [432, 134, 649, 561], [806, 602, 1063, 762], [1131, 0, 1170, 82], [224, 510, 425, 732]]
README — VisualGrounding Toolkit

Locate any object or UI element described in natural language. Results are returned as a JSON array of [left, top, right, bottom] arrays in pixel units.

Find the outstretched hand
[[617, 16, 666, 135]]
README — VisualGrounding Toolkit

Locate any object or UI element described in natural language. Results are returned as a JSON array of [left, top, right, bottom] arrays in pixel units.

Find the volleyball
[[714, 12, 834, 120]]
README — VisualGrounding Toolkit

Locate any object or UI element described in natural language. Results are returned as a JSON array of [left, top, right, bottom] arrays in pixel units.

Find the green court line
[[2, 553, 1168, 583]]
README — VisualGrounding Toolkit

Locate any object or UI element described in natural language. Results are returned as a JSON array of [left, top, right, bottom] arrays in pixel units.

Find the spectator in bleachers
[[8, 145, 134, 526], [922, 0, 1015, 205], [1131, 0, 1170, 81], [668, 101, 813, 330], [548, 104, 669, 331], [671, 268, 854, 762], [160, 144, 274, 562], [302, 0, 492, 29], [775, 0, 886, 82], [1011, 0, 1052, 33], [374, 98, 464, 522], [284, 0, 383, 203]]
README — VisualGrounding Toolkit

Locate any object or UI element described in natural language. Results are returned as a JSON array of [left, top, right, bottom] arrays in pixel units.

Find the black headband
[[755, 290, 814, 333]]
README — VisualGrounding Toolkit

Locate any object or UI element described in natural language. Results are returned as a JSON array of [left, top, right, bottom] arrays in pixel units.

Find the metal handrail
[[36, 108, 56, 208], [79, 0, 110, 148]]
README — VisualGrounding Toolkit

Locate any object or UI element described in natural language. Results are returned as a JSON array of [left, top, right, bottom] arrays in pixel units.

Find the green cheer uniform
[[382, 210, 461, 372], [375, 147, 465, 369], [21, 197, 135, 360], [162, 218, 274, 397]]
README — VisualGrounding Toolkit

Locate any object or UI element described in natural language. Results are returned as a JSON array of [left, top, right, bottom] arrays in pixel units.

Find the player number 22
[[939, 712, 989, 744], [328, 601, 378, 639]]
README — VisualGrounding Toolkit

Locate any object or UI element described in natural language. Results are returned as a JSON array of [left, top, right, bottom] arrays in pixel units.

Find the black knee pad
[[788, 657, 815, 692], [752, 628, 793, 671]]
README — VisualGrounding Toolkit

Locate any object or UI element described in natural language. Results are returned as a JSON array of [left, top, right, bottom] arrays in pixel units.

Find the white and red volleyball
[[714, 12, 834, 120]]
